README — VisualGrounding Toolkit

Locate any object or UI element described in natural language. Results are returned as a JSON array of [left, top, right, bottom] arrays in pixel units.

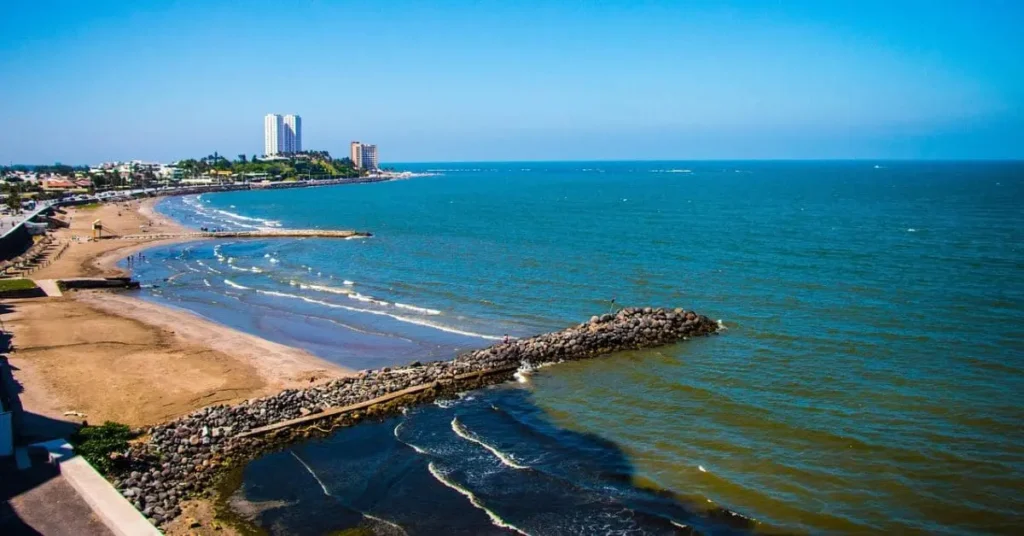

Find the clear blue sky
[[1, 0, 1022, 164]]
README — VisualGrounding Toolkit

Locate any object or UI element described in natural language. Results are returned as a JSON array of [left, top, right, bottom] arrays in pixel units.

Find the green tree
[[5, 188, 21, 213]]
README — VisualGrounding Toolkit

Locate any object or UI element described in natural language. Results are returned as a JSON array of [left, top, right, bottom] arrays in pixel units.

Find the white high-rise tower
[[264, 113, 301, 156], [264, 114, 283, 156], [283, 115, 302, 153]]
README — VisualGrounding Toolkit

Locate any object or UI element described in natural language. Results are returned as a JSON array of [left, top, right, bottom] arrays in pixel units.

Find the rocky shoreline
[[109, 307, 721, 528]]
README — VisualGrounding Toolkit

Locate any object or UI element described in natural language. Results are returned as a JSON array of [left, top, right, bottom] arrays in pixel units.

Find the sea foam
[[258, 286, 499, 340], [426, 462, 529, 536], [451, 417, 528, 470]]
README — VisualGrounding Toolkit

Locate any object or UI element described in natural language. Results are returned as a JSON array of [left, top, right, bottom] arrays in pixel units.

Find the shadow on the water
[[229, 385, 764, 536]]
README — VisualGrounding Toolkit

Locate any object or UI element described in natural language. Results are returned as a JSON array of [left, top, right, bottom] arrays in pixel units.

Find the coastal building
[[349, 141, 379, 170], [350, 141, 362, 168], [283, 114, 302, 153], [265, 113, 302, 155], [264, 114, 283, 156]]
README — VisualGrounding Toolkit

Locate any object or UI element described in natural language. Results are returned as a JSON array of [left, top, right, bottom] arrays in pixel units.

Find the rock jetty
[[109, 307, 720, 527]]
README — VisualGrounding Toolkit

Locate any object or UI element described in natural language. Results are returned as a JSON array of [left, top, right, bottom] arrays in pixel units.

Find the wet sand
[[2, 198, 351, 429]]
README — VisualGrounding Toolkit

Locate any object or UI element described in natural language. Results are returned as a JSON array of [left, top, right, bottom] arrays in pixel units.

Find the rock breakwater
[[109, 307, 720, 527]]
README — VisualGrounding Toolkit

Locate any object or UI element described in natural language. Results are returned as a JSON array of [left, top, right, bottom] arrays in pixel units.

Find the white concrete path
[[35, 439, 161, 536], [33, 279, 63, 297]]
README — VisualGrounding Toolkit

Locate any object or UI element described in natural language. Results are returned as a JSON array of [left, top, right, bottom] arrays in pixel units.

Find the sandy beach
[[2, 198, 350, 430]]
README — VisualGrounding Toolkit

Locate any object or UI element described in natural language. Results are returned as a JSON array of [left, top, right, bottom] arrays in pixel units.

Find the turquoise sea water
[[134, 161, 1024, 534]]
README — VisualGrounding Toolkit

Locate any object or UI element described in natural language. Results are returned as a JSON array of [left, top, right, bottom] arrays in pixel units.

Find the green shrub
[[70, 421, 136, 475]]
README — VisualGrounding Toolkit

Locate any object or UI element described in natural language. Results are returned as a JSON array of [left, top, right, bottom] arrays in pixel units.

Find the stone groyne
[[109, 307, 720, 527]]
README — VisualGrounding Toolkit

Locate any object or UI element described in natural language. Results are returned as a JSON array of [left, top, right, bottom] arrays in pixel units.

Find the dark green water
[[143, 161, 1024, 534]]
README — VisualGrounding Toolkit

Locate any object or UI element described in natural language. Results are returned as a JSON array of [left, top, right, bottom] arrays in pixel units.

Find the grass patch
[[0, 278, 38, 292], [70, 421, 138, 475]]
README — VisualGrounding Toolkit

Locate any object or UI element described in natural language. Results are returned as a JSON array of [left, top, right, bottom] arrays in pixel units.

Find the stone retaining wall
[[109, 307, 720, 527]]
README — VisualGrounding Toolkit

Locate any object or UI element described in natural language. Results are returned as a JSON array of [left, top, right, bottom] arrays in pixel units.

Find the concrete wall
[[0, 224, 34, 262]]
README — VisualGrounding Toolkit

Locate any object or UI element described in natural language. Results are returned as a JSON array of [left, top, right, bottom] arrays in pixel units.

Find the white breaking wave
[[203, 279, 211, 287], [224, 279, 250, 290], [195, 260, 222, 274], [269, 257, 279, 264], [290, 451, 330, 495], [255, 290, 500, 340], [426, 462, 530, 536], [395, 303, 441, 315], [650, 169, 692, 173], [291, 451, 407, 534], [301, 283, 352, 295], [363, 513, 406, 535], [451, 417, 528, 470], [250, 267, 263, 273], [393, 422, 427, 454], [184, 263, 201, 273], [227, 264, 249, 272], [513, 361, 556, 383], [343, 280, 354, 286], [183, 196, 264, 230], [350, 292, 390, 306], [211, 207, 282, 228]]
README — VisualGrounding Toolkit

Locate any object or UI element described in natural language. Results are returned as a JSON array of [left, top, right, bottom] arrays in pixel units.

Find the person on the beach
[[503, 334, 510, 344]]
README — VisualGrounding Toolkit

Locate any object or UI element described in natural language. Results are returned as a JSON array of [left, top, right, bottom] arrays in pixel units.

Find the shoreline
[[2, 194, 354, 432]]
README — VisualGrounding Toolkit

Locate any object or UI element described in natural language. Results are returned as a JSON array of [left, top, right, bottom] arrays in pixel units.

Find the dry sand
[[2, 197, 351, 429]]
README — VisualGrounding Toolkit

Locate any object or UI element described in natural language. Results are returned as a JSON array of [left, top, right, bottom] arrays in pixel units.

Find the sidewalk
[[0, 451, 112, 536]]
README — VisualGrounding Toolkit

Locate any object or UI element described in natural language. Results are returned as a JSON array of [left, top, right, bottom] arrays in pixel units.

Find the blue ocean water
[[132, 161, 1024, 534]]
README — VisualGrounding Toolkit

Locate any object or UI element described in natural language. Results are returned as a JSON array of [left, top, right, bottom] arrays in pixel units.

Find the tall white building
[[264, 114, 283, 156], [350, 141, 379, 170], [264, 113, 302, 156], [283, 115, 302, 154]]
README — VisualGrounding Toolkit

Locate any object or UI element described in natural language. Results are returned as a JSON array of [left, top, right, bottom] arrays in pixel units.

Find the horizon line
[[5, 157, 1024, 167]]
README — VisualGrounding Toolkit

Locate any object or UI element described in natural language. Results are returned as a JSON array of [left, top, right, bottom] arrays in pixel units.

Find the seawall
[[108, 307, 720, 527], [0, 216, 38, 262]]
